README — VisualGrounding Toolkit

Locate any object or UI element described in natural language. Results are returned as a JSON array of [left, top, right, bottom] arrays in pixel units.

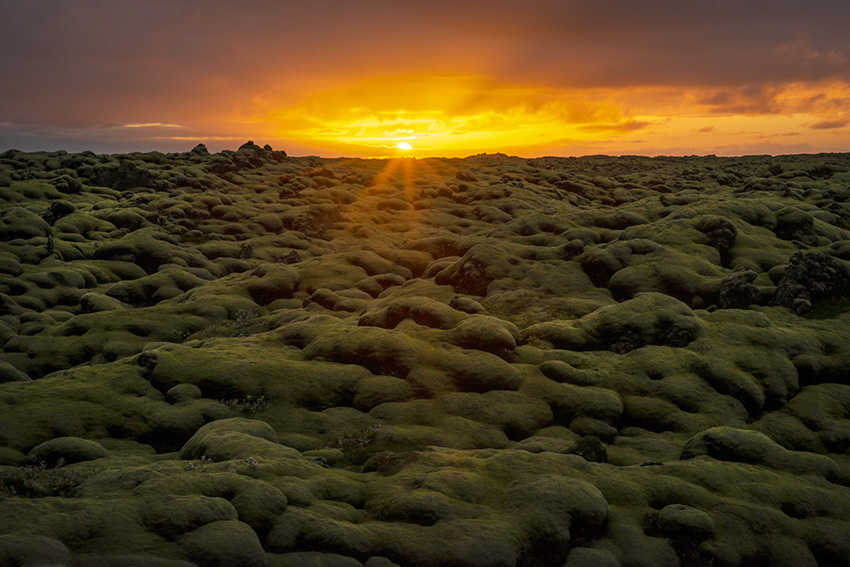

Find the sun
[[395, 141, 413, 151]]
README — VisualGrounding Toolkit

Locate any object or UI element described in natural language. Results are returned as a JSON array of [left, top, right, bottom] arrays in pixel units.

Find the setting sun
[[240, 73, 850, 158], [2, 2, 849, 158]]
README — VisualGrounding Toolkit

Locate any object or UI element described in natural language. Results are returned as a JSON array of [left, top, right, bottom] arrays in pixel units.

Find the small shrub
[[230, 309, 261, 337], [218, 394, 271, 413], [184, 454, 214, 472], [327, 425, 382, 467], [184, 454, 260, 474], [331, 424, 381, 450], [0, 459, 87, 498]]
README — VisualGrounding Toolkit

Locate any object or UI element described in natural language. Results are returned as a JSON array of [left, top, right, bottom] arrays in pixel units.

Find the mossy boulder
[[657, 504, 715, 540], [93, 229, 174, 274], [0, 361, 30, 383], [179, 520, 268, 567], [179, 418, 298, 461], [0, 251, 22, 276], [245, 264, 300, 306], [505, 474, 609, 558], [53, 210, 116, 235], [526, 293, 703, 353], [26, 436, 108, 467], [0, 207, 50, 239], [0, 534, 71, 567], [358, 296, 460, 329], [105, 268, 206, 307], [140, 495, 239, 539], [353, 375, 415, 411], [443, 316, 519, 358], [79, 291, 127, 312], [680, 426, 839, 477], [105, 209, 149, 230], [435, 243, 515, 296], [564, 547, 621, 567], [167, 383, 204, 403]]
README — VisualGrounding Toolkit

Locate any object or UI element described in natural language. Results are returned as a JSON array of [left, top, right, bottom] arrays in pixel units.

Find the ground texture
[[2, 142, 850, 566]]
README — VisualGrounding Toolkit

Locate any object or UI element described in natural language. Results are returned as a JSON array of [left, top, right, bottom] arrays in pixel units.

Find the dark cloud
[[578, 120, 651, 132], [695, 85, 785, 115], [810, 119, 849, 129]]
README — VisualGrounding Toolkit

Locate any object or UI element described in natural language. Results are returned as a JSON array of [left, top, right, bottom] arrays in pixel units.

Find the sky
[[1, 0, 849, 158]]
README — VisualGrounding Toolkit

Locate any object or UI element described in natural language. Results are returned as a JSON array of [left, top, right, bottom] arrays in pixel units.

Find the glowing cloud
[[247, 75, 645, 157], [121, 123, 184, 129], [2, 2, 849, 156]]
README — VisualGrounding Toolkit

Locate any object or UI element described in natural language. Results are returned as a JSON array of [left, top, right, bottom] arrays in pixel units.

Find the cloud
[[2, 1, 849, 121], [1, 1, 849, 154], [694, 85, 784, 115], [250, 74, 645, 155], [578, 120, 651, 132], [121, 123, 184, 129], [810, 119, 849, 130]]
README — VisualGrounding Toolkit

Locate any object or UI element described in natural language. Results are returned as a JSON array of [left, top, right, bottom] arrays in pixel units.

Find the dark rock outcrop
[[718, 269, 761, 309], [771, 252, 850, 314]]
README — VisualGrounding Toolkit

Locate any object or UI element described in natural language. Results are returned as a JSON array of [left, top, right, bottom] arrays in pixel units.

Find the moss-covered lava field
[[2, 142, 850, 567]]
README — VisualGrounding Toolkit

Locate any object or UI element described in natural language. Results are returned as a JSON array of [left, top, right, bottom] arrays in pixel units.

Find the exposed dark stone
[[695, 216, 737, 257], [558, 239, 585, 260], [771, 252, 850, 314], [94, 160, 156, 190], [239, 243, 253, 260], [137, 352, 158, 381], [449, 295, 487, 314], [568, 436, 608, 463], [285, 204, 341, 239], [434, 244, 511, 297], [51, 174, 83, 195], [307, 168, 336, 179], [277, 250, 302, 264], [206, 142, 287, 174], [774, 207, 816, 244], [42, 201, 76, 226], [238, 140, 262, 152], [718, 269, 761, 309]]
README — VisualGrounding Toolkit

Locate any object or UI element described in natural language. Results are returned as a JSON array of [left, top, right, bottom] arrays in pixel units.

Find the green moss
[[803, 298, 850, 319], [2, 151, 850, 564], [179, 520, 268, 567]]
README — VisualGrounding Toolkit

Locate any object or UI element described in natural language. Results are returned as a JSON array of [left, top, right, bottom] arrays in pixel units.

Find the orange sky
[[1, 1, 849, 157]]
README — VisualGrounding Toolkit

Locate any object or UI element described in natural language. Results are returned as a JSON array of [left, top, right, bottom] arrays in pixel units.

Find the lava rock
[[718, 269, 761, 309], [771, 252, 850, 314]]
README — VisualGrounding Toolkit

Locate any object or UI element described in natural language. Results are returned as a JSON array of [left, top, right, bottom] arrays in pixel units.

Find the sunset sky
[[1, 0, 849, 158]]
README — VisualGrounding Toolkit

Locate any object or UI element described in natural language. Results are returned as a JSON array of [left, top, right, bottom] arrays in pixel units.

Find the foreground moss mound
[[2, 145, 850, 566]]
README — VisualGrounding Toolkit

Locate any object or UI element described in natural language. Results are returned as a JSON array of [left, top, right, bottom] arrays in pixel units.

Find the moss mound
[[2, 148, 850, 566]]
